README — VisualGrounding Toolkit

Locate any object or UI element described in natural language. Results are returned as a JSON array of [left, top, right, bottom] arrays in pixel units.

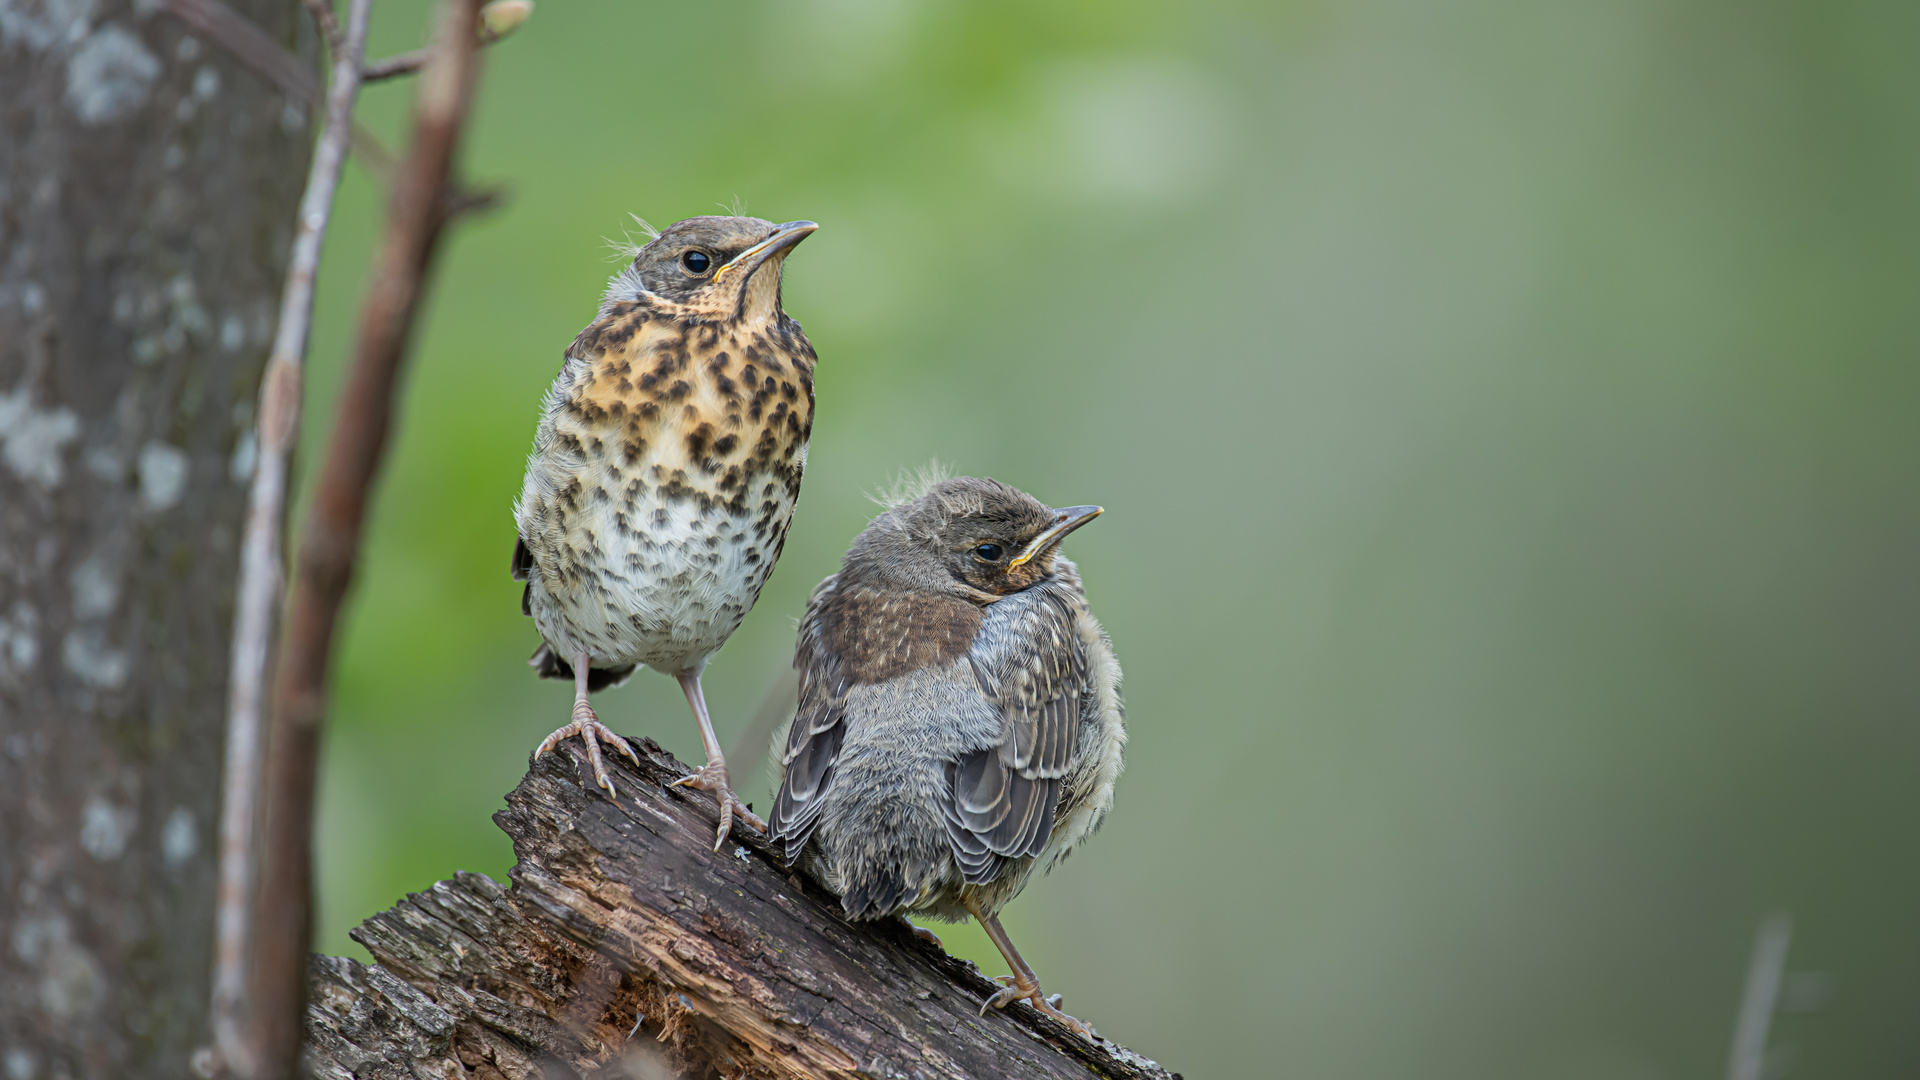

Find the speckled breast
[[518, 304, 816, 671]]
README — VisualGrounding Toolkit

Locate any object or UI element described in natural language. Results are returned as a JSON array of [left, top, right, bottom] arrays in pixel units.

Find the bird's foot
[[669, 760, 768, 850], [534, 700, 640, 800], [981, 975, 1096, 1040], [900, 917, 943, 948]]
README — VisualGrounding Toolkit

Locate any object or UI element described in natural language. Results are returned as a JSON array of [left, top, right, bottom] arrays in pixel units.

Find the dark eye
[[974, 543, 1004, 561], [681, 250, 712, 274]]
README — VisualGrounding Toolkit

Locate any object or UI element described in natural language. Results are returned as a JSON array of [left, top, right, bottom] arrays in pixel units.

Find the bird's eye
[[974, 543, 1004, 561], [681, 250, 712, 274]]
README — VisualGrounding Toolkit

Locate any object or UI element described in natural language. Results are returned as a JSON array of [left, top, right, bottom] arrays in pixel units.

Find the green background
[[304, 0, 1920, 1074]]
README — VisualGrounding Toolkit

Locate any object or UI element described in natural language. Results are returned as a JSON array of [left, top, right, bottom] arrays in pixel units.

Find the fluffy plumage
[[769, 477, 1124, 1037]]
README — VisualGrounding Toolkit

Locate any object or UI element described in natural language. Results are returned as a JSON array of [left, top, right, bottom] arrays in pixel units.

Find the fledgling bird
[[513, 214, 818, 848], [769, 476, 1125, 1039]]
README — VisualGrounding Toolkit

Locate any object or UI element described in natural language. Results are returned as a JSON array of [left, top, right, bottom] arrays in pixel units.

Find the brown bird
[[769, 475, 1125, 1039], [513, 214, 817, 848]]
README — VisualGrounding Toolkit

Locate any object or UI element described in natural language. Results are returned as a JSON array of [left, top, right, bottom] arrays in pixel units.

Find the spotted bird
[[513, 215, 818, 848]]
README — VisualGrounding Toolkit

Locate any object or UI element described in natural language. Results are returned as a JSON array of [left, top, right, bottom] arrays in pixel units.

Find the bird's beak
[[714, 220, 818, 282], [1007, 505, 1104, 569]]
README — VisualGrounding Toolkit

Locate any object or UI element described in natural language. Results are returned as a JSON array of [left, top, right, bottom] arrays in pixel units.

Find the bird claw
[[979, 975, 1095, 1040], [670, 760, 769, 850], [534, 702, 639, 800], [900, 917, 943, 948]]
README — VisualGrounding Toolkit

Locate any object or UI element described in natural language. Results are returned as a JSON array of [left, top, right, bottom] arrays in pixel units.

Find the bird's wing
[[770, 574, 849, 864], [511, 535, 533, 581], [943, 586, 1087, 884], [511, 536, 533, 615]]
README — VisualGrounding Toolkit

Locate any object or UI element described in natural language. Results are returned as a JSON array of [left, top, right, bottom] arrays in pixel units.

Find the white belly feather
[[514, 353, 803, 674]]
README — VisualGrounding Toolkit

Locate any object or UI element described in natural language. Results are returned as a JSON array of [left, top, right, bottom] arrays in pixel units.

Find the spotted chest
[[514, 303, 817, 672]]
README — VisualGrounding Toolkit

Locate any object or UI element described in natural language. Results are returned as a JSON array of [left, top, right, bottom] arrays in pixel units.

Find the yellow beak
[[713, 220, 818, 282], [1006, 505, 1104, 569]]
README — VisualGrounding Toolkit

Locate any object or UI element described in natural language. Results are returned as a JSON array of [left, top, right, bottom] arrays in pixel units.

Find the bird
[[512, 213, 818, 849], [768, 475, 1125, 1039]]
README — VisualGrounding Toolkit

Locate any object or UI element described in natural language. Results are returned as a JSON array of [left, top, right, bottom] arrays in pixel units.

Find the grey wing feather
[[769, 575, 849, 865], [944, 588, 1086, 883]]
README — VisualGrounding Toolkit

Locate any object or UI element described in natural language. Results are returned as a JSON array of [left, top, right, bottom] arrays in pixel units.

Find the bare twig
[[210, 0, 372, 1076], [159, 0, 323, 106], [1727, 912, 1792, 1080], [246, 0, 489, 1073], [300, 0, 341, 54], [157, 0, 399, 183], [445, 182, 508, 219], [359, 46, 433, 82], [362, 0, 529, 81], [157, 0, 510, 214], [361, 22, 506, 81], [726, 665, 799, 782], [346, 123, 396, 180]]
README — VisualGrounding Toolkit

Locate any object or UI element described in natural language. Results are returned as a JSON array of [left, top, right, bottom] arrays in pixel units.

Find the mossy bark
[[0, 1, 315, 1075]]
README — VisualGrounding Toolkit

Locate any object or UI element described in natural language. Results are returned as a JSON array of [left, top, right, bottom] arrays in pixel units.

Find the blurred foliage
[[304, 0, 1920, 1075]]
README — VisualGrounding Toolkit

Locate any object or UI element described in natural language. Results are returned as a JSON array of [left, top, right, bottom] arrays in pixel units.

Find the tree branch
[[211, 0, 373, 1076], [305, 740, 1182, 1080], [248, 0, 489, 1073], [362, 0, 530, 81]]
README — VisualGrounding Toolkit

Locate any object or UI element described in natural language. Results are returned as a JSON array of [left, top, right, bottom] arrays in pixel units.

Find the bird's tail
[[841, 871, 917, 921], [528, 643, 637, 692]]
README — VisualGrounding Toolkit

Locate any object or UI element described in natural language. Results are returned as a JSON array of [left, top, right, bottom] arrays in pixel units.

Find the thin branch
[[300, 0, 342, 55], [444, 181, 507, 220], [726, 665, 799, 780], [157, 0, 498, 209], [1727, 912, 1792, 1080], [159, 0, 323, 107], [209, 0, 372, 1075], [347, 123, 397, 179], [361, 12, 518, 81], [156, 0, 392, 182], [359, 46, 433, 82], [247, 0, 489, 1073]]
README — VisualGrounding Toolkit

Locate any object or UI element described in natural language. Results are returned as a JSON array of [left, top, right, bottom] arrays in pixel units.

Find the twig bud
[[480, 0, 531, 39]]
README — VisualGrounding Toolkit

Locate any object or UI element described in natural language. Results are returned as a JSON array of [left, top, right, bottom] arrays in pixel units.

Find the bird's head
[[845, 477, 1103, 601], [626, 215, 817, 323]]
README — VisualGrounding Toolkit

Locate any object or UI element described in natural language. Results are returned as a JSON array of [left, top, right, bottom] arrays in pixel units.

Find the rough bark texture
[[0, 0, 315, 1075], [306, 740, 1180, 1080]]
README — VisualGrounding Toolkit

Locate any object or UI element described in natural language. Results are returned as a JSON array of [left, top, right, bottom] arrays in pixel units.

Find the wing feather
[[511, 535, 533, 581], [513, 536, 535, 615], [769, 575, 850, 865], [941, 585, 1088, 884]]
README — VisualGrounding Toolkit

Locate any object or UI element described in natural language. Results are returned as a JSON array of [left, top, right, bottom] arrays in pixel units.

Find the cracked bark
[[306, 739, 1181, 1080], [0, 1, 316, 1075]]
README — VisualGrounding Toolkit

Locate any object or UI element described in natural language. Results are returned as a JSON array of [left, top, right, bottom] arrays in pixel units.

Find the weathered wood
[[306, 738, 1179, 1080]]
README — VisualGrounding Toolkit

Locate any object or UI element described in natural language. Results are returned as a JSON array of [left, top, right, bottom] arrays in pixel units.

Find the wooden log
[[304, 736, 1180, 1080]]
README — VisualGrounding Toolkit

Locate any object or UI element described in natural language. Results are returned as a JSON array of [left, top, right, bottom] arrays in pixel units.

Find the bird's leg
[[965, 896, 1096, 1040], [533, 652, 640, 799], [669, 669, 769, 849]]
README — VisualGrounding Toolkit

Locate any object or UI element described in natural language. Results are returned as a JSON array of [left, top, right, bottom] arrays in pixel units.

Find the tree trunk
[[0, 2, 315, 1075], [305, 739, 1182, 1080]]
